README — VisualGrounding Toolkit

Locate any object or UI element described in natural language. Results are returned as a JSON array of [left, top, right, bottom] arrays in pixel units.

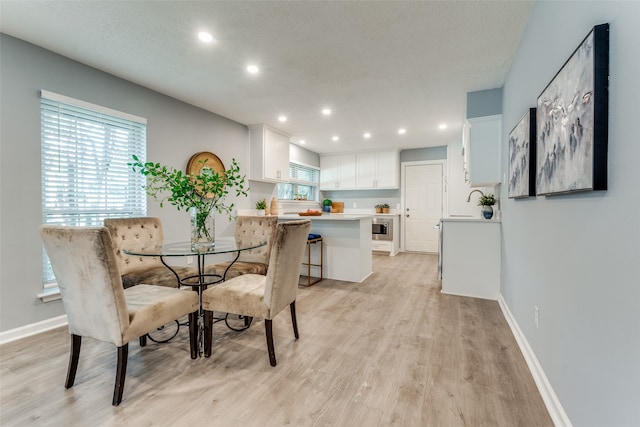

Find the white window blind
[[40, 91, 147, 284], [277, 162, 319, 201], [289, 162, 319, 185]]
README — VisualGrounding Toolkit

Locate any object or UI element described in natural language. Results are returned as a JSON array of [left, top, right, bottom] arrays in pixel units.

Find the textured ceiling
[[0, 1, 533, 154]]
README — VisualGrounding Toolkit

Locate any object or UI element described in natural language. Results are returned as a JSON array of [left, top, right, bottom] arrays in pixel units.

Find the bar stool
[[301, 233, 323, 286]]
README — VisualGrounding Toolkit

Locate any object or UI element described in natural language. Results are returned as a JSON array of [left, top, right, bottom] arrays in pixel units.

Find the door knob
[[406, 214, 410, 218]]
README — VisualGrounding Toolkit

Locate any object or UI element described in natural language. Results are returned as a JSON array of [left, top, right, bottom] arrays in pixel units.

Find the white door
[[403, 163, 443, 253]]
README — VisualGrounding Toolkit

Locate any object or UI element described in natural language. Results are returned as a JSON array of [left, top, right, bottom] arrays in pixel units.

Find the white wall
[[0, 35, 251, 331], [501, 2, 640, 426]]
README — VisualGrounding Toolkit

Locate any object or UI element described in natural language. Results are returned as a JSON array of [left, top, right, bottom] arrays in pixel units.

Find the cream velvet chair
[[202, 219, 311, 366], [104, 217, 196, 288], [204, 215, 278, 280], [40, 225, 199, 406]]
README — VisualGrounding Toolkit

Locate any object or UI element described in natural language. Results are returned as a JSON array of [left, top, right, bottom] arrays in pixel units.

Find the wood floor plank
[[0, 253, 552, 426]]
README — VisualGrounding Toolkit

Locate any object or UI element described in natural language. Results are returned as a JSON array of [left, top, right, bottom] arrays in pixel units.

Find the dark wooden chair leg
[[65, 334, 82, 389], [290, 301, 299, 339], [244, 316, 253, 328], [265, 319, 276, 367], [139, 334, 147, 347], [113, 344, 128, 406], [189, 311, 198, 359], [203, 310, 213, 358]]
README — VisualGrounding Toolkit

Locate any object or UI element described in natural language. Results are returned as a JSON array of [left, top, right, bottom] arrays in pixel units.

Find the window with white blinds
[[40, 90, 147, 285], [277, 162, 319, 201]]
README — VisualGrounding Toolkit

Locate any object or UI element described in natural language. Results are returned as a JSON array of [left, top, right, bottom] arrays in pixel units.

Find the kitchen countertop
[[279, 213, 373, 221], [440, 217, 501, 223]]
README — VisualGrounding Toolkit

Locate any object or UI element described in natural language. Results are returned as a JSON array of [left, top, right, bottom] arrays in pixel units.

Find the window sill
[[37, 286, 61, 302]]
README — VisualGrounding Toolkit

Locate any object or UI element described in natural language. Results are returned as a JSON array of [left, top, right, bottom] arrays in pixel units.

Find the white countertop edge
[[278, 213, 373, 221], [440, 217, 501, 223]]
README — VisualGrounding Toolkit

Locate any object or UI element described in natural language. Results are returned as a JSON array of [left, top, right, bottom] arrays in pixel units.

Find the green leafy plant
[[478, 194, 498, 206], [323, 199, 332, 207], [129, 155, 248, 242], [382, 203, 390, 208], [255, 199, 267, 210]]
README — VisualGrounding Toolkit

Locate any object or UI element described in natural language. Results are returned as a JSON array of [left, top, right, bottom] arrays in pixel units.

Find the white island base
[[278, 214, 373, 283]]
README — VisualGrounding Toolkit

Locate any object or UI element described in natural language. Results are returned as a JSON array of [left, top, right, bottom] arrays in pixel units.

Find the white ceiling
[[0, 1, 533, 154]]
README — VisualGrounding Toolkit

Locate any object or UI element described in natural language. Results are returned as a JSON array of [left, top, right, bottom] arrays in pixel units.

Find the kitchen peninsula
[[278, 213, 373, 282]]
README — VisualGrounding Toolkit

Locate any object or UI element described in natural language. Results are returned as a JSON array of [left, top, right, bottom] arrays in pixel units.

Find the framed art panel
[[508, 108, 536, 198], [536, 23, 609, 196]]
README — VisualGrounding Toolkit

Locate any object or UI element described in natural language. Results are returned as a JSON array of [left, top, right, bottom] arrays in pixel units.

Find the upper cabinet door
[[249, 124, 290, 183], [356, 152, 376, 189], [320, 154, 356, 190], [467, 115, 502, 187], [356, 150, 399, 189], [374, 150, 399, 188], [322, 150, 398, 191]]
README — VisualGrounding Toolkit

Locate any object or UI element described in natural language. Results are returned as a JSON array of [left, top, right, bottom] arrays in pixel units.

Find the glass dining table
[[123, 238, 266, 358]]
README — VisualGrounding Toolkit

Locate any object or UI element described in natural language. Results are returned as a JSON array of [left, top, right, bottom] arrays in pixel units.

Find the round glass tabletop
[[122, 237, 266, 257]]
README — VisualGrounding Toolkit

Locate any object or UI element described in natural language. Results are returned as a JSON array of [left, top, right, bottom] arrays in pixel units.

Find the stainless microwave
[[372, 217, 393, 241]]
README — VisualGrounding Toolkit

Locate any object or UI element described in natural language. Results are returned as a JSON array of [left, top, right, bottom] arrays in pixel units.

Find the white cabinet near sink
[[465, 114, 502, 187], [440, 219, 500, 300], [249, 124, 290, 183]]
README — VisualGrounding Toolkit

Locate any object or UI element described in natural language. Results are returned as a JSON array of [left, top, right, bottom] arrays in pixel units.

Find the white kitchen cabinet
[[320, 154, 356, 190], [440, 219, 500, 300], [356, 150, 399, 189], [466, 115, 502, 187], [249, 124, 290, 183]]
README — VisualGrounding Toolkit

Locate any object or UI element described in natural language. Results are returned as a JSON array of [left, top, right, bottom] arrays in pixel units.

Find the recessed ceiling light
[[322, 108, 332, 116], [363, 133, 371, 139], [439, 123, 447, 130], [247, 65, 260, 74], [299, 139, 306, 145], [398, 128, 407, 135], [198, 32, 214, 43], [332, 136, 339, 141], [278, 116, 287, 122]]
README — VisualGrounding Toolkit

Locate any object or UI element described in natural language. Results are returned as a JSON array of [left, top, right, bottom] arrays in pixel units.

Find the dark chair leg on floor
[[139, 334, 147, 347], [244, 316, 253, 328], [112, 344, 128, 406], [265, 319, 276, 367], [290, 301, 299, 340], [65, 334, 82, 389], [203, 310, 213, 358], [189, 311, 198, 359]]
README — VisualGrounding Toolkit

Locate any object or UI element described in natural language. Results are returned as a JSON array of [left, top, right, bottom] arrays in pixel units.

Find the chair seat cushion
[[204, 261, 268, 280], [201, 274, 270, 319], [121, 266, 196, 289], [123, 285, 198, 343]]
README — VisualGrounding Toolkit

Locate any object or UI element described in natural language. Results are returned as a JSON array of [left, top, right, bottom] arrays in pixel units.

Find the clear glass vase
[[190, 207, 215, 251]]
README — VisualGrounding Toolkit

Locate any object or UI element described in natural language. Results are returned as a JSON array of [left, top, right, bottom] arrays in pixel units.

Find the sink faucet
[[466, 189, 485, 202]]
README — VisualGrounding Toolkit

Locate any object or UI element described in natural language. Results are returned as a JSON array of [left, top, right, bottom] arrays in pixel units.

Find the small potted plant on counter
[[382, 203, 390, 214], [375, 204, 384, 214], [323, 199, 332, 213], [255, 199, 267, 215], [478, 194, 498, 219]]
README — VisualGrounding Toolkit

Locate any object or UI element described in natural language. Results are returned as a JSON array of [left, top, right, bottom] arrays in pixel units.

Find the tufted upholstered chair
[[39, 225, 199, 406], [104, 217, 196, 288], [204, 215, 278, 280], [202, 219, 311, 366]]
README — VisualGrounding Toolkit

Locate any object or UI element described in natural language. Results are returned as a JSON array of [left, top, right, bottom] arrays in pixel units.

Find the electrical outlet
[[534, 306, 539, 329], [187, 256, 193, 265]]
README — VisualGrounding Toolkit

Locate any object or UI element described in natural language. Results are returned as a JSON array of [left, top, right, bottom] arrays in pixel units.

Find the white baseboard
[[498, 295, 572, 427], [0, 314, 68, 345]]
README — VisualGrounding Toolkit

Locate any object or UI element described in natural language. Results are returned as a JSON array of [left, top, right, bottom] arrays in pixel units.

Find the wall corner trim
[[498, 295, 573, 427], [0, 314, 68, 346]]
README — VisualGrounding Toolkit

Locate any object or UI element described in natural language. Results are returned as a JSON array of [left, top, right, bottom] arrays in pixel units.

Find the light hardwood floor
[[0, 253, 552, 426]]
